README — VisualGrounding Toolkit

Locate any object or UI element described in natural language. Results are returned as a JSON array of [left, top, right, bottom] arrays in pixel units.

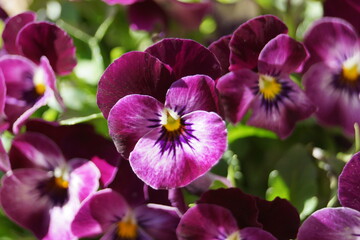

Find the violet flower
[[108, 74, 227, 189], [303, 17, 360, 135], [216, 15, 315, 138], [0, 132, 100, 240]]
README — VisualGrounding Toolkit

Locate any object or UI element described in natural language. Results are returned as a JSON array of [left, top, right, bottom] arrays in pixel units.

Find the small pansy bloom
[[108, 74, 227, 189], [303, 17, 360, 135], [0, 132, 100, 240], [217, 18, 315, 138]]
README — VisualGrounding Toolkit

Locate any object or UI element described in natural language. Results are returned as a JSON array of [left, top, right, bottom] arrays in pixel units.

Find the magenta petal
[[134, 204, 180, 239], [2, 11, 36, 54], [258, 34, 308, 75], [297, 207, 360, 240], [129, 111, 227, 189], [145, 38, 222, 80], [240, 227, 276, 240], [102, 0, 142, 5], [128, 0, 167, 31], [0, 169, 51, 238], [229, 15, 288, 71], [208, 35, 231, 75], [303, 17, 358, 70], [17, 21, 76, 75], [176, 204, 239, 240], [9, 132, 66, 170], [216, 70, 256, 124], [108, 94, 164, 159], [97, 51, 173, 118], [339, 152, 360, 211], [0, 70, 7, 132], [165, 75, 221, 115]]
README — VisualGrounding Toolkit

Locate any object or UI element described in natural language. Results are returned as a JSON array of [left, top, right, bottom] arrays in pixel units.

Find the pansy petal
[[216, 70, 256, 124], [229, 15, 288, 71], [129, 111, 227, 189], [0, 70, 8, 132], [0, 169, 51, 238], [186, 172, 232, 196], [208, 35, 231, 75], [197, 188, 261, 228], [97, 51, 173, 118], [303, 17, 358, 71], [145, 38, 222, 80], [0, 138, 10, 172], [17, 21, 76, 75], [102, 0, 142, 5], [258, 34, 308, 76], [108, 94, 164, 159], [135, 204, 180, 239], [176, 204, 239, 240], [240, 227, 276, 240], [9, 132, 66, 170], [339, 152, 360, 211], [297, 207, 360, 240], [303, 63, 360, 135], [128, 0, 167, 31], [165, 75, 221, 115], [248, 77, 315, 139], [2, 11, 36, 54]]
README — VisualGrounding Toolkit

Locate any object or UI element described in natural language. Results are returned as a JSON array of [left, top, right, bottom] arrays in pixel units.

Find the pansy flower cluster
[[1, 1, 360, 239]]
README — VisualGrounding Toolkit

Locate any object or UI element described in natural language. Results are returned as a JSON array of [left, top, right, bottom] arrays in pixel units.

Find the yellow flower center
[[161, 108, 181, 132], [33, 67, 46, 95], [117, 214, 137, 239], [54, 176, 69, 189], [35, 83, 46, 95], [341, 53, 360, 83], [226, 231, 241, 240], [259, 75, 282, 100]]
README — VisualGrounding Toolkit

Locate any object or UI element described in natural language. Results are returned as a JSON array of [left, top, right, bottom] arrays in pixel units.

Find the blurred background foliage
[[0, 0, 354, 239]]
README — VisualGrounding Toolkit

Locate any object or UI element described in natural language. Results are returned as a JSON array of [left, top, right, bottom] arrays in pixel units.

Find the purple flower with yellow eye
[[0, 132, 100, 240], [107, 74, 227, 189], [216, 15, 315, 138], [303, 17, 360, 135]]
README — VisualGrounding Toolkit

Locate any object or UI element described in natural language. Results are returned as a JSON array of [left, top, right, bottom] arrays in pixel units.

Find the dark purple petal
[[129, 111, 227, 189], [216, 70, 256, 124], [258, 34, 308, 75], [17, 21, 77, 75], [197, 188, 262, 229], [128, 0, 167, 31], [248, 77, 315, 139], [145, 38, 222, 80], [297, 207, 360, 240], [240, 227, 276, 240], [0, 169, 51, 238], [176, 204, 239, 240], [0, 138, 10, 172], [102, 0, 142, 5], [339, 152, 360, 211], [303, 63, 360, 135], [0, 6, 8, 21], [2, 11, 36, 54], [134, 204, 180, 239], [97, 51, 174, 118], [346, 0, 360, 11], [165, 75, 222, 115], [229, 15, 288, 71], [9, 132, 66, 170], [208, 35, 231, 75], [255, 197, 300, 240], [168, 188, 188, 214], [108, 94, 164, 159], [303, 17, 358, 71]]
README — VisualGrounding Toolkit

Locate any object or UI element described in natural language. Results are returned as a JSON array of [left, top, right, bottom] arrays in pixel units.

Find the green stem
[[355, 123, 360, 152]]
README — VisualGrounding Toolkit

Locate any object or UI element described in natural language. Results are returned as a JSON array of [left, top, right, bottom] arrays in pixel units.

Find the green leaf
[[227, 124, 277, 144]]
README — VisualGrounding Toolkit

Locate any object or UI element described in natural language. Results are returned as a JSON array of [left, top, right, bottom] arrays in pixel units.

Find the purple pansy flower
[[0, 132, 100, 240], [2, 11, 77, 75], [217, 16, 315, 138], [0, 55, 63, 134], [303, 17, 360, 135], [108, 74, 227, 189]]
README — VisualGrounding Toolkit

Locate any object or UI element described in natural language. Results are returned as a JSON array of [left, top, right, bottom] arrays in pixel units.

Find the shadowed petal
[[97, 51, 173, 118], [258, 34, 308, 76], [108, 94, 164, 159], [216, 70, 256, 124], [2, 11, 36, 54], [339, 152, 360, 211], [145, 38, 222, 80], [240, 228, 276, 240], [229, 15, 288, 71], [303, 17, 358, 71], [208, 35, 231, 75], [297, 207, 360, 240], [102, 0, 142, 5], [129, 111, 227, 189], [0, 70, 8, 132], [17, 21, 77, 75], [176, 204, 239, 240]]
